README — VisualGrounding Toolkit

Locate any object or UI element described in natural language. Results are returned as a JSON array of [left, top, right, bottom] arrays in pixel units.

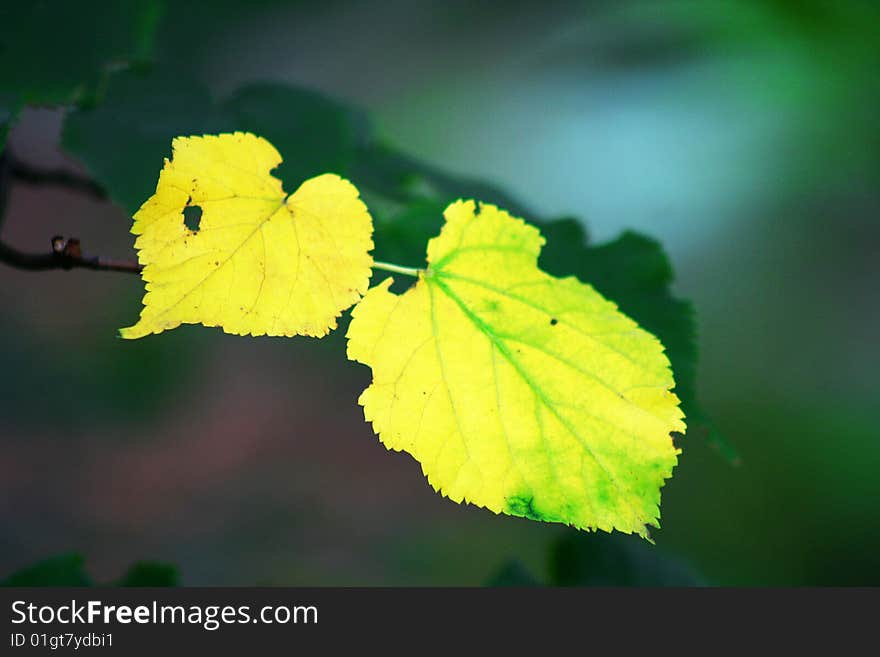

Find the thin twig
[[0, 236, 141, 274], [0, 148, 138, 274]]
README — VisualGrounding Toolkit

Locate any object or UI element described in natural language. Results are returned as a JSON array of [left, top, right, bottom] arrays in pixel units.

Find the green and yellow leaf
[[346, 200, 684, 537], [121, 132, 373, 339]]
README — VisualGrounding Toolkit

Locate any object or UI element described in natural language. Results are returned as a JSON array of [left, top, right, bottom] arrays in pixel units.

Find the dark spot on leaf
[[506, 493, 545, 521], [183, 204, 202, 232], [550, 318, 558, 326]]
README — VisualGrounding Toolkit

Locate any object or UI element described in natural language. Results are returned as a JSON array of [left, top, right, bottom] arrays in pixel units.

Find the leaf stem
[[372, 260, 423, 277]]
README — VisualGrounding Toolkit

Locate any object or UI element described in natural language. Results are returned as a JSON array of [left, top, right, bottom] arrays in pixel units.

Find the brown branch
[[0, 151, 12, 227], [0, 236, 142, 274], [0, 149, 138, 274], [9, 157, 106, 199]]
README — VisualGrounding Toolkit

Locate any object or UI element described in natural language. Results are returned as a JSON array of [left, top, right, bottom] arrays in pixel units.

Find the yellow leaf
[[121, 132, 373, 339], [346, 200, 685, 537]]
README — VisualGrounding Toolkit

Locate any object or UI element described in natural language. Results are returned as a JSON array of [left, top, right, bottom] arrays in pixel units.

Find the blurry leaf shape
[[63, 71, 363, 215], [0, 0, 161, 143], [121, 132, 373, 339], [63, 69, 234, 214], [485, 561, 541, 587], [549, 531, 702, 586], [1, 554, 179, 587], [226, 83, 369, 192], [486, 531, 703, 587], [348, 200, 684, 537], [116, 561, 178, 587], [0, 553, 92, 587], [353, 143, 531, 218]]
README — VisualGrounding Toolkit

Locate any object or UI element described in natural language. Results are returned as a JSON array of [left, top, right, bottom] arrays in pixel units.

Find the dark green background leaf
[[225, 83, 370, 192], [62, 69, 233, 215], [1, 553, 91, 587], [115, 561, 178, 587], [486, 532, 703, 587], [1, 554, 178, 587], [0, 1, 162, 154], [549, 532, 702, 586], [485, 560, 541, 587]]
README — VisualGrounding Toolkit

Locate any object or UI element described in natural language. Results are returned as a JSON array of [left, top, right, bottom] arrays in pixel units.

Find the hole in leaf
[[183, 204, 202, 232], [550, 318, 558, 326]]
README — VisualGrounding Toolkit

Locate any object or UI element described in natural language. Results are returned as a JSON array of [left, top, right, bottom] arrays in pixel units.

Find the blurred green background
[[1, 0, 878, 585]]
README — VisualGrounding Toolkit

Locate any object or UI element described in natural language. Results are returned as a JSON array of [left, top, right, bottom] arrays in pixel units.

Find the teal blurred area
[[1, 0, 878, 585]]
